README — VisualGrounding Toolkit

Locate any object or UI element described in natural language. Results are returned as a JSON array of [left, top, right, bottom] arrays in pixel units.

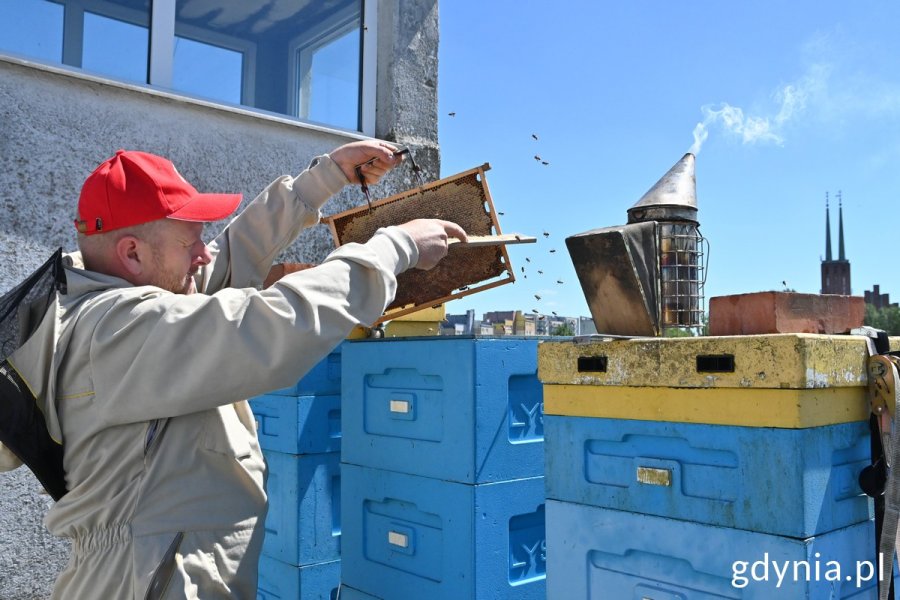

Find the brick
[[708, 291, 864, 335]]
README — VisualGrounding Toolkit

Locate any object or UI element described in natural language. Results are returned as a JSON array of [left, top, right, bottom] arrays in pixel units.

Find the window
[[292, 6, 361, 131], [82, 9, 149, 84], [0, 0, 64, 63], [0, 0, 373, 133]]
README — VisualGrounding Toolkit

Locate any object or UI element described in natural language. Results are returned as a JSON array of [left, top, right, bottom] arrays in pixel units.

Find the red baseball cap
[[75, 150, 242, 235]]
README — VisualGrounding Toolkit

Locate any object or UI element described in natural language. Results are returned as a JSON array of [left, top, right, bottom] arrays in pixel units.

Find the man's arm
[[200, 140, 403, 293], [199, 155, 348, 293], [81, 220, 462, 426]]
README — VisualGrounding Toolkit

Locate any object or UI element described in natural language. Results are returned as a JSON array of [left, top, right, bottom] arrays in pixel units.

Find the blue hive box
[[546, 500, 889, 599], [266, 343, 344, 396], [263, 450, 341, 565], [251, 394, 341, 455], [341, 337, 544, 483], [341, 463, 546, 600], [544, 415, 872, 538], [335, 586, 380, 599], [257, 555, 340, 600]]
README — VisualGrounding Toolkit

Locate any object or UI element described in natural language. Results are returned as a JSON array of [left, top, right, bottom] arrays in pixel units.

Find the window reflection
[[173, 36, 242, 105], [83, 11, 149, 84], [0, 0, 63, 62], [0, 0, 365, 131], [174, 0, 362, 128], [300, 20, 360, 130]]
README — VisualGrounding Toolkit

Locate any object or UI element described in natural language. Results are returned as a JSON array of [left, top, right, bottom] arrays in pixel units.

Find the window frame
[[288, 2, 361, 130]]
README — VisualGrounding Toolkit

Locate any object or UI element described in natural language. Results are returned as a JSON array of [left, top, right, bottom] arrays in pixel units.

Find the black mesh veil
[[0, 249, 67, 500]]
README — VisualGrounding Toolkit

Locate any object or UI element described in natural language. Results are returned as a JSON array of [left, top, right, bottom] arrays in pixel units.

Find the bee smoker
[[565, 153, 708, 336]]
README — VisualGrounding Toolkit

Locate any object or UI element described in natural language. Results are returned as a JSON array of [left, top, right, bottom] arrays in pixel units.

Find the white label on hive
[[390, 399, 411, 414], [636, 466, 672, 486], [388, 530, 409, 548]]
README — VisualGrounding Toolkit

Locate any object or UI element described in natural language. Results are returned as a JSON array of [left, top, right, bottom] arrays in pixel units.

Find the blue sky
[[437, 1, 900, 321]]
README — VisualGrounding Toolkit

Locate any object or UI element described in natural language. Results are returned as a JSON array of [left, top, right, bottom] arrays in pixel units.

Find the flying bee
[[542, 161, 549, 166], [532, 134, 539, 141], [534, 155, 541, 161], [525, 257, 531, 263], [552, 311, 558, 316], [538, 270, 544, 275], [498, 211, 505, 216], [534, 294, 541, 300], [448, 112, 456, 117], [521, 266, 525, 273], [549, 249, 556, 253], [531, 309, 539, 314], [557, 279, 564, 284], [543, 231, 549, 238]]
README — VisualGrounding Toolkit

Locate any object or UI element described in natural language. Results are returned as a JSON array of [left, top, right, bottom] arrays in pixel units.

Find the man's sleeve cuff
[[291, 154, 351, 211]]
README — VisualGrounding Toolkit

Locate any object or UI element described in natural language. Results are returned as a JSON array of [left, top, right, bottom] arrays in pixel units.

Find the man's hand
[[396, 219, 467, 270], [330, 140, 402, 186]]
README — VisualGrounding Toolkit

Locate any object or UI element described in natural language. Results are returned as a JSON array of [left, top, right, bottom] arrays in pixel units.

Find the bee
[[549, 249, 556, 253], [552, 311, 558, 316], [542, 161, 550, 166], [538, 315, 546, 320], [534, 155, 541, 161], [532, 133, 539, 141], [531, 309, 539, 314], [534, 294, 542, 300], [557, 279, 564, 284], [525, 257, 531, 263], [498, 211, 505, 216], [458, 285, 469, 291], [538, 270, 544, 275], [543, 231, 550, 238], [448, 112, 456, 117], [521, 266, 525, 273]]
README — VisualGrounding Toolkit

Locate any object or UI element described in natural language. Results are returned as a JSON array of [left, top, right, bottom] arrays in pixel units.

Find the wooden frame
[[323, 163, 516, 324]]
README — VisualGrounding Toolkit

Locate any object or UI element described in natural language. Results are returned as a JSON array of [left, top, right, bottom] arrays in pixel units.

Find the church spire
[[838, 190, 846, 261], [825, 192, 832, 261]]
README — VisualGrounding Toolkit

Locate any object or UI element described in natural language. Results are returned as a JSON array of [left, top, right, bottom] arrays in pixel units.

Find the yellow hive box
[[543, 385, 865, 428], [538, 333, 899, 389], [539, 334, 899, 428]]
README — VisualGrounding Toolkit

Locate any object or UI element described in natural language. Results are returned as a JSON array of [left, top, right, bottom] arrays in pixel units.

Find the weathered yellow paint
[[385, 305, 446, 321], [382, 321, 441, 337], [543, 384, 867, 428], [538, 334, 900, 389], [347, 325, 372, 339]]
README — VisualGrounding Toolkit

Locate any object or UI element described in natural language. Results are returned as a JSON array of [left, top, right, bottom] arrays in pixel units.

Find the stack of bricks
[[338, 337, 547, 600], [250, 344, 345, 600], [538, 334, 898, 598]]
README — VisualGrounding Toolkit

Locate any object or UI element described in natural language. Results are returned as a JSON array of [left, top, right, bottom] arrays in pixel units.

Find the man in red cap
[[5, 140, 464, 599]]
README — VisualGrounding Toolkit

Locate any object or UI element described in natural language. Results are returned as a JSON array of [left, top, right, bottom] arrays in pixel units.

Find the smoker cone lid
[[628, 153, 697, 221]]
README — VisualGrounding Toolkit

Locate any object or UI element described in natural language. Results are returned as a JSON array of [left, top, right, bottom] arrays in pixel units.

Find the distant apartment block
[[865, 285, 897, 309]]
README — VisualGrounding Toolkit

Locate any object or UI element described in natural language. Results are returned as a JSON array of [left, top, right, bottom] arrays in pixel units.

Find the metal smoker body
[[566, 153, 707, 336]]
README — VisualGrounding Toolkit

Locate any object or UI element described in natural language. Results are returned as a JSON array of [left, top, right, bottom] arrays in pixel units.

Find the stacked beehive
[[250, 344, 345, 600], [539, 334, 897, 598], [338, 337, 547, 600]]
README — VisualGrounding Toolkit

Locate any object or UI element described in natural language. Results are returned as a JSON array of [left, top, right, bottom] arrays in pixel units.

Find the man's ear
[[114, 235, 147, 278]]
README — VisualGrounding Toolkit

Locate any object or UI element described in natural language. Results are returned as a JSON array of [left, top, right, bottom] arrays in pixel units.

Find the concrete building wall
[[0, 1, 438, 595]]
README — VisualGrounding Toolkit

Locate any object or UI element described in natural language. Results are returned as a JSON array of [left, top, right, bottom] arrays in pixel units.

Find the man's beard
[[150, 249, 194, 295]]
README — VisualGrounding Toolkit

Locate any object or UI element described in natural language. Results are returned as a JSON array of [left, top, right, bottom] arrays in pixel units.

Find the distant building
[[578, 316, 598, 336], [443, 310, 594, 337], [865, 285, 897, 309], [444, 309, 476, 335], [821, 191, 852, 295]]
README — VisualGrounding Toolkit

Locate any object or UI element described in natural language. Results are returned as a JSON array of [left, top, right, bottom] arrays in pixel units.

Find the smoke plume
[[689, 66, 822, 155]]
